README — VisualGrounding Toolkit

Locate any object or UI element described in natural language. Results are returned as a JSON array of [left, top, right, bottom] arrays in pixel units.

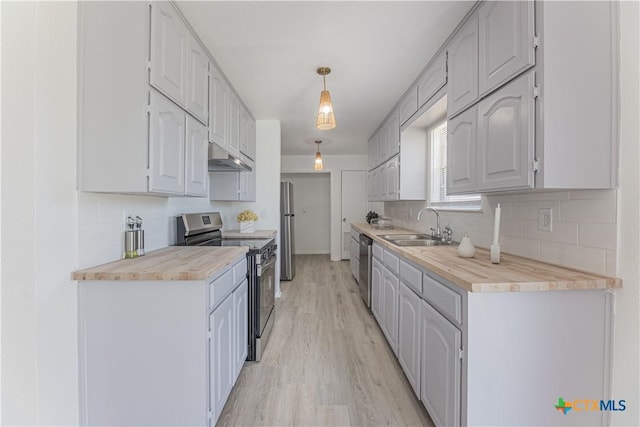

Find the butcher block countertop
[[222, 229, 277, 239], [72, 246, 248, 281], [352, 222, 621, 293]]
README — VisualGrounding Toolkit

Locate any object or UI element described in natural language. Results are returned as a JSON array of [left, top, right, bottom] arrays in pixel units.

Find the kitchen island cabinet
[[354, 222, 620, 426], [73, 247, 248, 426]]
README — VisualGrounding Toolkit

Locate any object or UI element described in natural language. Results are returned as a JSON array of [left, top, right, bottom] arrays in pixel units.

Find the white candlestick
[[492, 203, 501, 245]]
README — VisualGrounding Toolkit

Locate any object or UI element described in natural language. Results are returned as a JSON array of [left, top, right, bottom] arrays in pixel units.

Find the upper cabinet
[[477, 1, 535, 97], [77, 1, 256, 196], [447, 106, 477, 196], [150, 2, 188, 107], [417, 50, 447, 109], [398, 88, 418, 126], [447, 14, 478, 118]]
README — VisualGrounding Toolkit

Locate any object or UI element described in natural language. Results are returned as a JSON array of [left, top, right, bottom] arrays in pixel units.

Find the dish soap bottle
[[457, 233, 476, 258]]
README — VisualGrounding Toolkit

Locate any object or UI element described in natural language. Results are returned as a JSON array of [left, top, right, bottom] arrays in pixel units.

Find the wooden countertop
[[222, 229, 277, 239], [72, 246, 248, 281], [352, 222, 621, 293]]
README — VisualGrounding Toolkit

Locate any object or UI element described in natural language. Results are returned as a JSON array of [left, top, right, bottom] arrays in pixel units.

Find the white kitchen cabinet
[[210, 290, 234, 421], [233, 279, 248, 381], [383, 156, 399, 201], [398, 281, 421, 397], [186, 33, 210, 124], [477, 70, 535, 192], [248, 118, 256, 160], [227, 92, 241, 157], [478, 0, 535, 97], [447, 14, 478, 118], [371, 256, 384, 325], [149, 90, 186, 195], [239, 107, 250, 157], [209, 65, 228, 147], [381, 265, 399, 356], [385, 113, 400, 160], [350, 236, 360, 282], [446, 106, 477, 195], [210, 155, 256, 201], [421, 299, 461, 427], [367, 169, 380, 202], [417, 50, 447, 109], [185, 115, 209, 196], [150, 1, 188, 107], [398, 88, 418, 126]]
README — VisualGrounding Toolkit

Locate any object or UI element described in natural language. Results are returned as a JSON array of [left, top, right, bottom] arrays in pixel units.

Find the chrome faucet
[[417, 207, 441, 240]]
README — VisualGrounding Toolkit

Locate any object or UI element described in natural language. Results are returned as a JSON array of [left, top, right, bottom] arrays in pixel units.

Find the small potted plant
[[237, 209, 258, 233]]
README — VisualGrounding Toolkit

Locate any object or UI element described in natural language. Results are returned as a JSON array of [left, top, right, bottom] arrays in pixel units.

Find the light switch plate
[[538, 208, 552, 232]]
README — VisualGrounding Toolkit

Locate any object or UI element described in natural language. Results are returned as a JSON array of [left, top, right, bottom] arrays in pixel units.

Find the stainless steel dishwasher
[[358, 234, 373, 308]]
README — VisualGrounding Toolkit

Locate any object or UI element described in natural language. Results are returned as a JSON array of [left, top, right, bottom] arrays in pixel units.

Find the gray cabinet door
[[421, 300, 461, 427], [185, 115, 209, 197], [447, 14, 478, 118], [417, 50, 447, 109], [186, 33, 209, 124], [382, 265, 399, 356], [478, 0, 535, 96], [209, 293, 234, 421], [233, 280, 248, 381], [447, 106, 477, 195], [398, 88, 418, 126], [477, 71, 535, 192], [386, 157, 399, 201], [398, 282, 421, 397], [209, 66, 228, 146], [371, 257, 384, 324]]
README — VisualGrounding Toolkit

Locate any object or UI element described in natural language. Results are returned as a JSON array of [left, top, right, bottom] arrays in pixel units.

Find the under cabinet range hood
[[208, 143, 252, 172]]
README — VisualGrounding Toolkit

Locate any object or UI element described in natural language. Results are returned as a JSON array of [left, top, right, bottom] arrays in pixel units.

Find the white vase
[[457, 233, 476, 258], [240, 221, 255, 233]]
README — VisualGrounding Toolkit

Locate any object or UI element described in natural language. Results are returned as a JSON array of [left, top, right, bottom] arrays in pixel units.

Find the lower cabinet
[[210, 292, 235, 419], [381, 265, 399, 355], [398, 281, 421, 397], [350, 236, 360, 282], [420, 299, 461, 427], [371, 256, 384, 324], [233, 279, 248, 381]]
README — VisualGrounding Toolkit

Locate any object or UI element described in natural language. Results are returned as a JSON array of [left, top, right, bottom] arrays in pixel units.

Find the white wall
[[281, 173, 331, 254], [281, 154, 368, 261], [1, 2, 79, 424], [613, 2, 640, 424], [386, 190, 618, 276]]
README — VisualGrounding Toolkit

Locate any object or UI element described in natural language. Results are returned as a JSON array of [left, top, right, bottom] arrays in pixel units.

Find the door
[[477, 70, 535, 191], [149, 90, 185, 195], [185, 116, 209, 196], [186, 33, 209, 124], [150, 1, 187, 107], [421, 300, 461, 427], [233, 280, 248, 381], [341, 171, 367, 259], [399, 281, 421, 397], [447, 14, 478, 118], [385, 157, 399, 201], [398, 89, 417, 126], [478, 0, 535, 96], [382, 266, 399, 356], [227, 93, 240, 156], [209, 65, 228, 146], [386, 114, 400, 158], [371, 257, 384, 325], [447, 106, 477, 195], [209, 294, 234, 420]]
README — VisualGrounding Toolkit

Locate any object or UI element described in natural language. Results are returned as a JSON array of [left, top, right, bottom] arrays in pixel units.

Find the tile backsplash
[[385, 190, 617, 276]]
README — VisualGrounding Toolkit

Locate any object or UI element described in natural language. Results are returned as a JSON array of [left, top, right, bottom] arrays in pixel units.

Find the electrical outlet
[[538, 208, 552, 232], [260, 209, 268, 220]]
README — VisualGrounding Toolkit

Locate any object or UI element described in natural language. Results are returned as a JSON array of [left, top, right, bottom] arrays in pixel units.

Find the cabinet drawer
[[383, 249, 400, 275], [400, 259, 422, 295], [233, 257, 248, 286], [422, 273, 462, 325], [210, 269, 234, 310], [372, 243, 384, 261]]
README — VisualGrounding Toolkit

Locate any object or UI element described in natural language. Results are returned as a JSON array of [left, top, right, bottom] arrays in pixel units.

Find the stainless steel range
[[176, 212, 277, 361]]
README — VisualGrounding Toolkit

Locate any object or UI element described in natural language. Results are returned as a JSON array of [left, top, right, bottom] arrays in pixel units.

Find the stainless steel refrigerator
[[280, 181, 296, 280]]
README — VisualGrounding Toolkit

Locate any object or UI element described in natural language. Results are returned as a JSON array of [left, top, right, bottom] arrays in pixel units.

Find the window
[[429, 120, 481, 209]]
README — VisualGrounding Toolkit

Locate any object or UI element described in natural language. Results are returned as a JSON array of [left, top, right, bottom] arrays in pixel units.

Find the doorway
[[280, 173, 331, 255]]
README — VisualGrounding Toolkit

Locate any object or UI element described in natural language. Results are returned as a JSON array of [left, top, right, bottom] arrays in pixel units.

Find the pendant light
[[316, 67, 336, 130], [314, 140, 324, 170]]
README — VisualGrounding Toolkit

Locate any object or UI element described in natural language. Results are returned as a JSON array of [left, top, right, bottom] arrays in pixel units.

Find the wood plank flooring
[[217, 255, 434, 427]]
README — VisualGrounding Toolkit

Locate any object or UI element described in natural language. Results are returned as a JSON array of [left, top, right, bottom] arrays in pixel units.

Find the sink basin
[[379, 234, 433, 241]]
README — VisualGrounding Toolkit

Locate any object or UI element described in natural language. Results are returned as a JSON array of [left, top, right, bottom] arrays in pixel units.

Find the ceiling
[[178, 1, 475, 156]]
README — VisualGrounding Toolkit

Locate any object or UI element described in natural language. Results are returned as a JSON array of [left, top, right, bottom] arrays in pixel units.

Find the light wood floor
[[217, 255, 434, 427]]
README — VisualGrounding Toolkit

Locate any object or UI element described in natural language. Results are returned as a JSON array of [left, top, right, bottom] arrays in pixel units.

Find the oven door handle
[[257, 255, 277, 277]]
